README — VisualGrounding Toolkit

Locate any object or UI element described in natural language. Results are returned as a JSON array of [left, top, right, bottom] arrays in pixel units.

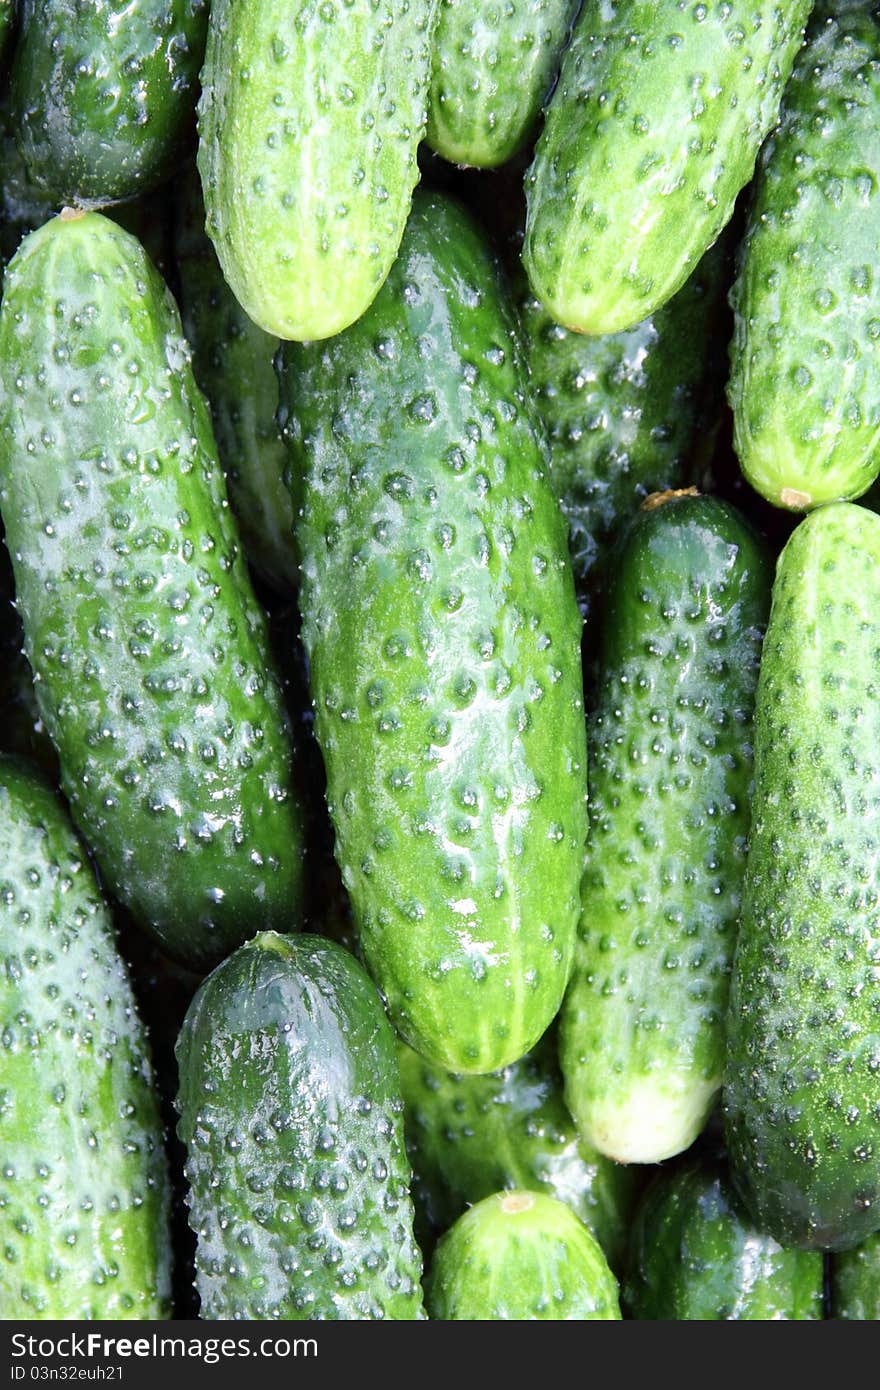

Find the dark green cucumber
[[427, 0, 579, 168], [173, 170, 296, 595], [399, 1034, 638, 1270], [561, 493, 770, 1163], [12, 0, 208, 205], [0, 1, 13, 68], [729, 9, 880, 511], [176, 932, 424, 1320], [725, 503, 880, 1251], [832, 1233, 880, 1319], [518, 237, 730, 612], [426, 1190, 621, 1319], [523, 0, 811, 334], [278, 191, 587, 1075], [0, 211, 304, 970], [198, 0, 436, 341], [625, 1159, 824, 1320], [0, 757, 171, 1318]]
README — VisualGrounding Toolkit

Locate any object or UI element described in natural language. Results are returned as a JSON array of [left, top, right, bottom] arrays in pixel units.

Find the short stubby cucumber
[[729, 9, 880, 511], [518, 238, 729, 611], [832, 1232, 880, 1319], [0, 211, 304, 971], [399, 1034, 639, 1269], [12, 0, 209, 205], [198, 0, 436, 341], [523, 1, 812, 335], [427, 0, 579, 168], [625, 1159, 824, 1320], [173, 170, 296, 595], [278, 192, 587, 1075], [426, 1190, 621, 1319], [561, 493, 770, 1164], [0, 757, 171, 1318], [725, 503, 880, 1252], [176, 932, 425, 1320]]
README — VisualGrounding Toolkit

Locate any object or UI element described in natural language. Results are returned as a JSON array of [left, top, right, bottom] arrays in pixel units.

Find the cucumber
[[427, 0, 579, 168], [0, 0, 13, 67], [724, 502, 880, 1251], [173, 170, 295, 596], [0, 538, 56, 776], [518, 237, 730, 613], [278, 191, 587, 1075], [729, 9, 880, 511], [0, 757, 171, 1318], [561, 492, 770, 1163], [523, 0, 812, 335], [198, 0, 436, 341], [832, 1232, 880, 1320], [0, 211, 304, 971], [625, 1159, 824, 1319], [399, 1034, 638, 1270], [12, 0, 209, 205], [176, 932, 425, 1320], [426, 1190, 621, 1319]]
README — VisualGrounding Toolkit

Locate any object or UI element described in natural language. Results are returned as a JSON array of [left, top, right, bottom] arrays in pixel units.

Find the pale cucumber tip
[[576, 1074, 719, 1165]]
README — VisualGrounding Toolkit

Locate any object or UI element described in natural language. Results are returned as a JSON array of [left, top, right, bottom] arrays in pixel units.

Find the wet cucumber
[[12, 0, 209, 205], [426, 1190, 621, 1319], [0, 211, 304, 971], [832, 1232, 880, 1319], [278, 192, 587, 1075], [198, 0, 436, 341], [625, 1159, 824, 1320], [729, 8, 880, 511], [725, 503, 880, 1251], [399, 1034, 638, 1270], [427, 0, 579, 168], [173, 171, 296, 596], [0, 757, 171, 1318], [523, 0, 811, 335], [561, 492, 770, 1163], [176, 932, 424, 1320]]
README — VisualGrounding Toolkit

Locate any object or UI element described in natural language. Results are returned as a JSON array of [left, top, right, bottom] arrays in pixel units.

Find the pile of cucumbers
[[1, 0, 879, 1323]]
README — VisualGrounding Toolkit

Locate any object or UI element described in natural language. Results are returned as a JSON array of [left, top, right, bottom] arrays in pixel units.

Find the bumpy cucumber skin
[[518, 238, 729, 610], [0, 540, 56, 776], [523, 1, 811, 335], [399, 1036, 638, 1270], [173, 171, 296, 595], [278, 192, 587, 1075], [729, 11, 880, 511], [561, 495, 770, 1164], [176, 932, 424, 1320], [725, 504, 880, 1252], [625, 1161, 823, 1320], [12, 0, 208, 205], [0, 758, 171, 1318], [427, 0, 579, 168], [426, 1190, 621, 1319], [198, 0, 436, 341], [0, 212, 304, 971], [832, 1232, 880, 1319]]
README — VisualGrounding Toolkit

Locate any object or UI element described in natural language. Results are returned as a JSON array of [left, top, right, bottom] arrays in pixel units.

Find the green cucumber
[[0, 757, 171, 1318], [426, 1190, 621, 1319], [0, 539, 56, 776], [625, 1159, 824, 1319], [427, 0, 579, 168], [724, 502, 880, 1251], [399, 1035, 638, 1270], [523, 0, 811, 335], [832, 1233, 880, 1319], [173, 170, 295, 596], [729, 8, 880, 511], [0, 211, 304, 971], [198, 0, 436, 341], [278, 191, 587, 1075], [561, 492, 770, 1163], [176, 931, 424, 1320], [12, 0, 209, 205]]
